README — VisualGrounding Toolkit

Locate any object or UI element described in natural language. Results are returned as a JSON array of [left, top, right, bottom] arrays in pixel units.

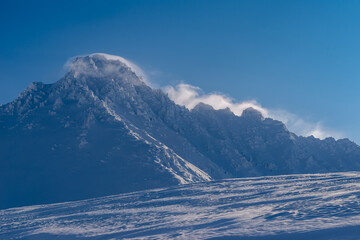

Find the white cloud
[[164, 83, 268, 117], [269, 109, 343, 139], [164, 83, 343, 140]]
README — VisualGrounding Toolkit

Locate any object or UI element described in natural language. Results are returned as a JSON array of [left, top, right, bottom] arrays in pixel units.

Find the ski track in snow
[[2, 172, 360, 239]]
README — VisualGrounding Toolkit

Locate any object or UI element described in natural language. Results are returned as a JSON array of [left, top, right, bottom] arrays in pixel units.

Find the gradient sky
[[1, 0, 359, 143]]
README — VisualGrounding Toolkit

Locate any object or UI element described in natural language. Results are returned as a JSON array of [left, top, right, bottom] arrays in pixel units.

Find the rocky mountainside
[[1, 53, 359, 209]]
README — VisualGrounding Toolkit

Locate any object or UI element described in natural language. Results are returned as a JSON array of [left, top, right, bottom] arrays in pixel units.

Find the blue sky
[[1, 0, 359, 143]]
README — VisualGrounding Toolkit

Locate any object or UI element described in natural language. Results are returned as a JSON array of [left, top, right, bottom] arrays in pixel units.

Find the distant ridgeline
[[1, 53, 359, 209]]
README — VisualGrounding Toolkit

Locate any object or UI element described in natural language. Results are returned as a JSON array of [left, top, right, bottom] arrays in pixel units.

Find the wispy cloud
[[269, 109, 343, 139], [164, 83, 268, 116], [164, 83, 343, 140]]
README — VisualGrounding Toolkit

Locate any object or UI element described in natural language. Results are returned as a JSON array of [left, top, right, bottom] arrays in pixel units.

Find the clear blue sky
[[1, 0, 359, 143]]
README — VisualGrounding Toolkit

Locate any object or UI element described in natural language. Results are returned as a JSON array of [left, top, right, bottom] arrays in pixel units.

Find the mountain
[[1, 53, 360, 209]]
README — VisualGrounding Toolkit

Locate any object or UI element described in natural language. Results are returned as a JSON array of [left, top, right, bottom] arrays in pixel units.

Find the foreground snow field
[[2, 172, 360, 239]]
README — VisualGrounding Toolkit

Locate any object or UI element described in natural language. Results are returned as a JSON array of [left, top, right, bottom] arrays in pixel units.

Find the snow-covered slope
[[2, 172, 360, 239], [1, 53, 360, 209]]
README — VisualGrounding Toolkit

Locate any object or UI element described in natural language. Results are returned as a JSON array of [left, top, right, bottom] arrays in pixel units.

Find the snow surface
[[2, 172, 360, 239]]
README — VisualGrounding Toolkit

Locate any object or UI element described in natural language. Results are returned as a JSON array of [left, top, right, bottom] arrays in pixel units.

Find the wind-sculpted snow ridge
[[1, 172, 360, 240]]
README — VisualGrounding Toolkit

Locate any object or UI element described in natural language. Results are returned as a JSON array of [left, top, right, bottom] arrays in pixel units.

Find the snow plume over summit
[[90, 53, 147, 81], [164, 83, 343, 140], [66, 53, 148, 84]]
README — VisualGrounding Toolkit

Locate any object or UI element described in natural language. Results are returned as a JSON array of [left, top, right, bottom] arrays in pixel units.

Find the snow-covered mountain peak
[[192, 102, 215, 111], [89, 53, 145, 78], [67, 53, 146, 86], [241, 107, 264, 120]]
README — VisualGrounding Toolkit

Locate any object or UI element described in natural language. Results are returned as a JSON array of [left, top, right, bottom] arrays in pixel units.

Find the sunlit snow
[[2, 172, 360, 239]]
